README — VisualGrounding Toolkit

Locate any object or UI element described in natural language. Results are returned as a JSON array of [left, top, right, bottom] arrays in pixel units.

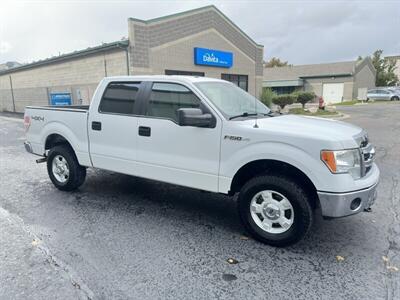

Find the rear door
[[136, 81, 222, 192], [88, 81, 144, 174]]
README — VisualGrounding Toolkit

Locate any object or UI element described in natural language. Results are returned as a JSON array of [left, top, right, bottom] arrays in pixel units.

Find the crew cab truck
[[24, 76, 379, 246]]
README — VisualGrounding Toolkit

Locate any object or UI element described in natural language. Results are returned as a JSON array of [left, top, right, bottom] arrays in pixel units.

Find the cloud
[[0, 0, 399, 65], [0, 41, 12, 54]]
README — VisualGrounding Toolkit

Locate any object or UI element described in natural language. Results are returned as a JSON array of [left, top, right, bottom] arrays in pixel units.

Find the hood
[[239, 115, 363, 148]]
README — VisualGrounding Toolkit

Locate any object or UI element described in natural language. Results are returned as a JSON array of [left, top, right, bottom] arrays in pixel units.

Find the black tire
[[391, 96, 399, 101], [237, 175, 313, 247], [47, 145, 86, 191]]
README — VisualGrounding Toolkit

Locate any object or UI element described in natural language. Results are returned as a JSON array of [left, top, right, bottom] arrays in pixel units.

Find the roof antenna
[[253, 46, 259, 128]]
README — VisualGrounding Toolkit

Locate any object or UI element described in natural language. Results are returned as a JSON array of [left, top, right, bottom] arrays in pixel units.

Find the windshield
[[195, 81, 270, 119]]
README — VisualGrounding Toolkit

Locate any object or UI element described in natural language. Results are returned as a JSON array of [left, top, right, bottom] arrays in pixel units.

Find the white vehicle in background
[[389, 86, 400, 94], [24, 76, 379, 246], [367, 88, 400, 101]]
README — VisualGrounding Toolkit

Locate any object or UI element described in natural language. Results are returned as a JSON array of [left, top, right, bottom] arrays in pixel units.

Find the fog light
[[350, 198, 362, 210]]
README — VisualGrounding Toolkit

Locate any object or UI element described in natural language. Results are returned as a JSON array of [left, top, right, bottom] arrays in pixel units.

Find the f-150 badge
[[224, 135, 249, 142]]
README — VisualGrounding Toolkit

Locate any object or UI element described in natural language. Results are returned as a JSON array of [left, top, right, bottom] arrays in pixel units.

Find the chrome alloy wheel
[[52, 155, 70, 183], [250, 190, 294, 234]]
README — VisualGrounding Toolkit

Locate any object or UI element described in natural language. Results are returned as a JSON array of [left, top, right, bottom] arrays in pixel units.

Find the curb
[[286, 112, 350, 120], [0, 112, 24, 119], [323, 113, 350, 120], [0, 115, 23, 123]]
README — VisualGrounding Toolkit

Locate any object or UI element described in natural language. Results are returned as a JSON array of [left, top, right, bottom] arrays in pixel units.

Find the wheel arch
[[45, 134, 75, 154], [230, 159, 319, 209]]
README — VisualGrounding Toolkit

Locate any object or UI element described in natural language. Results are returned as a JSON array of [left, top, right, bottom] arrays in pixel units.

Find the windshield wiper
[[229, 112, 258, 120], [229, 111, 275, 120]]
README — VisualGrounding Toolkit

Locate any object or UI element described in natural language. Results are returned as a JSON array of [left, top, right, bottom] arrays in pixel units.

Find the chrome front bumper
[[318, 182, 378, 218]]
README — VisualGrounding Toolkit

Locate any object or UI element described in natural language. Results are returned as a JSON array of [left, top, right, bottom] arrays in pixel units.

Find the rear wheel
[[237, 175, 313, 247], [47, 145, 86, 191]]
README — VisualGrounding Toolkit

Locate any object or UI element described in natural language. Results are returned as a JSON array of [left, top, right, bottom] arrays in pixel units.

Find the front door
[[136, 81, 221, 192], [88, 81, 143, 174]]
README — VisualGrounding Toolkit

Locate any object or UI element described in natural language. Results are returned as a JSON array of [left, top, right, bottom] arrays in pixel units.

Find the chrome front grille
[[360, 138, 368, 148], [359, 136, 375, 177]]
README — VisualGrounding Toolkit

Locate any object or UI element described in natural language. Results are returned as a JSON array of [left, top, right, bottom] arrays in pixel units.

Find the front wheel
[[47, 145, 86, 191], [391, 96, 399, 101], [237, 175, 313, 247]]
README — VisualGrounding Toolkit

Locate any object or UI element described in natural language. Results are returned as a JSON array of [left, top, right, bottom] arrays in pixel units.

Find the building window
[[271, 86, 296, 95], [146, 82, 201, 122], [165, 70, 205, 76], [221, 74, 248, 91], [99, 82, 141, 114]]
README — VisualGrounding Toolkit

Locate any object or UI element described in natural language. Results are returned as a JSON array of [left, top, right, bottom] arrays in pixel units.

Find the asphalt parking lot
[[0, 103, 399, 300]]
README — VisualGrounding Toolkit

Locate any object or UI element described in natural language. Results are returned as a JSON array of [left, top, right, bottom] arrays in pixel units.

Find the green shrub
[[272, 94, 296, 110], [260, 88, 276, 108], [295, 92, 316, 108]]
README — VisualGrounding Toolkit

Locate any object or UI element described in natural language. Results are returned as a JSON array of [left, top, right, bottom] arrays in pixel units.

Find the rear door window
[[99, 82, 141, 114]]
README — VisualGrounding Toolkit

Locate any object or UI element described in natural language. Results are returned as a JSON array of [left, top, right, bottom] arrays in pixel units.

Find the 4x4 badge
[[31, 116, 44, 121]]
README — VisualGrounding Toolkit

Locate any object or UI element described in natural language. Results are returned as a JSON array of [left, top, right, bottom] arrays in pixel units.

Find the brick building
[[0, 6, 264, 112], [263, 58, 376, 103]]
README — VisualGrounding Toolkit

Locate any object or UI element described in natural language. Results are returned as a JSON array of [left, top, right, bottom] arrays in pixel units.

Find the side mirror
[[177, 108, 213, 127]]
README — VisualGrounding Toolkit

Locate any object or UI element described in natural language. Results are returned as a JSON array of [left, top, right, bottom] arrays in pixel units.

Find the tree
[[260, 88, 276, 108], [370, 50, 399, 86], [272, 94, 295, 111], [265, 57, 289, 68], [296, 92, 316, 109]]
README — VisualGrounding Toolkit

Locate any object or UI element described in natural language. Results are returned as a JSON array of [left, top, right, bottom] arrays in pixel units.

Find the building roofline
[[385, 55, 400, 59], [299, 73, 353, 79], [355, 56, 376, 75], [264, 60, 356, 70], [128, 5, 263, 48], [0, 40, 129, 76], [129, 5, 216, 24], [263, 73, 352, 82]]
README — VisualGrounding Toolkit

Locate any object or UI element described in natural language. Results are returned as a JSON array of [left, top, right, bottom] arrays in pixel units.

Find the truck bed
[[25, 105, 91, 166], [26, 105, 89, 112]]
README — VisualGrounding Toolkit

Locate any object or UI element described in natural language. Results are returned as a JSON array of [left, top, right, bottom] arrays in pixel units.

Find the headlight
[[321, 149, 361, 179]]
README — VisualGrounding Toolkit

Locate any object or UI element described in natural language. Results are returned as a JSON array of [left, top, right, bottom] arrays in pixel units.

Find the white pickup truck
[[24, 76, 379, 246]]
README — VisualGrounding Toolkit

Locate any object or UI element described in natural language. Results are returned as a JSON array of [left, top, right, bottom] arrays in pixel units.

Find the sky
[[0, 0, 399, 66]]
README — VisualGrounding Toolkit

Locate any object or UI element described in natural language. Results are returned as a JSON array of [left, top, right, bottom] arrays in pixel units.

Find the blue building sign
[[50, 93, 72, 106], [194, 47, 233, 68]]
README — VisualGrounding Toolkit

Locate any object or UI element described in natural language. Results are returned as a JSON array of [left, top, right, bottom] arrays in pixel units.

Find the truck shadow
[[79, 169, 243, 235], [71, 169, 376, 254]]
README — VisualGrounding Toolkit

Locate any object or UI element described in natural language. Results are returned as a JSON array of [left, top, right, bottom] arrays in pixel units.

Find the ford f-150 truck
[[24, 76, 379, 246]]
